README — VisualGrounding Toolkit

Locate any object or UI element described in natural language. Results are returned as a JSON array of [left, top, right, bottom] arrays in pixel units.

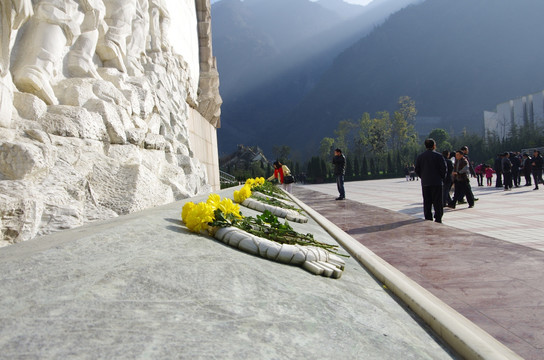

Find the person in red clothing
[[267, 161, 294, 193], [484, 165, 495, 186]]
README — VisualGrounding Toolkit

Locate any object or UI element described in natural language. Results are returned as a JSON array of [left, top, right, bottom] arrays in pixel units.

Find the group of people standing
[[415, 140, 478, 223], [415, 140, 544, 223], [479, 150, 544, 190]]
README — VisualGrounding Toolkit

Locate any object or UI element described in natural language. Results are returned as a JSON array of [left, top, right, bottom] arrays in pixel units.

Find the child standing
[[485, 165, 495, 186]]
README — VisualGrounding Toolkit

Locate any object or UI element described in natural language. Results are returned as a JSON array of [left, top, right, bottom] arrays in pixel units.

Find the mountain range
[[212, 0, 544, 159]]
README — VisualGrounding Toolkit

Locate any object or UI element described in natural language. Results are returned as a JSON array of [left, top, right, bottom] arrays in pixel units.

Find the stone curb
[[286, 191, 523, 360]]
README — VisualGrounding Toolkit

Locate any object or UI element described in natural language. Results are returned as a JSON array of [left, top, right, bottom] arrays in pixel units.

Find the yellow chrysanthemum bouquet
[[180, 179, 345, 257], [182, 194, 242, 234]]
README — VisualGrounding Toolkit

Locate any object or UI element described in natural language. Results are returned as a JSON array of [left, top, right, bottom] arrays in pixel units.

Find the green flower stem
[[210, 209, 348, 258]]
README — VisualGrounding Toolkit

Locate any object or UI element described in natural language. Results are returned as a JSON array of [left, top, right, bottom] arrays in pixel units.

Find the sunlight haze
[[344, 0, 374, 5]]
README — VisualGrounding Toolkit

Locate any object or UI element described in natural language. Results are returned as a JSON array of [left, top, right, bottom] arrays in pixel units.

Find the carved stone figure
[[67, 0, 106, 79], [0, 0, 32, 126], [126, 0, 149, 76], [148, 0, 170, 53], [12, 0, 81, 105], [96, 0, 137, 73]]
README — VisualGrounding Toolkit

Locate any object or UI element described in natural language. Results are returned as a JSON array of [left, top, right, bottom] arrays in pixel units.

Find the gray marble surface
[[0, 188, 458, 359]]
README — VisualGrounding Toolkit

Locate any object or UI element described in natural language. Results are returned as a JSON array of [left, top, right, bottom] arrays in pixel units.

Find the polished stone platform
[[296, 178, 544, 360], [0, 188, 458, 359]]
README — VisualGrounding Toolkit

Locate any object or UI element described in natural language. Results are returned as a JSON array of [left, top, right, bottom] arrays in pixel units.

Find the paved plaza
[[302, 177, 544, 251], [294, 177, 544, 360]]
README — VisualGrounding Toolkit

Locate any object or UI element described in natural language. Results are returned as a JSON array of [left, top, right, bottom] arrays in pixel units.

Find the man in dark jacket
[[532, 150, 543, 190], [448, 150, 475, 209], [442, 150, 453, 207], [502, 152, 513, 190], [415, 139, 447, 223], [332, 148, 346, 200], [494, 153, 503, 187], [522, 153, 532, 186], [511, 152, 521, 187]]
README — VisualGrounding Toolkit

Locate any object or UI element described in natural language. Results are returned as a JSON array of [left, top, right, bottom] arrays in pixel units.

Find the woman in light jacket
[[267, 161, 293, 193]]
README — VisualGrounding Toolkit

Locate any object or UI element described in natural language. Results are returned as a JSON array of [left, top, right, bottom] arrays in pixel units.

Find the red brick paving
[[293, 186, 544, 360]]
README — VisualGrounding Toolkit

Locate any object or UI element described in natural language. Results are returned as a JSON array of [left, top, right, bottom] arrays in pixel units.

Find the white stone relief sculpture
[[214, 227, 345, 278], [96, 0, 136, 73], [0, 0, 33, 126], [12, 0, 82, 105], [0, 0, 222, 246], [67, 0, 105, 79], [126, 0, 149, 76], [148, 0, 170, 53]]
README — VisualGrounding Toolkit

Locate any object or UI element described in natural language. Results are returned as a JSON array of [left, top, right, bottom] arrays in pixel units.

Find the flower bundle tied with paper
[[181, 193, 346, 278]]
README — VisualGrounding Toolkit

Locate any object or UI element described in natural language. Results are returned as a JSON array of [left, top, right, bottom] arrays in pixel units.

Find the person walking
[[475, 163, 484, 186], [332, 148, 346, 200], [442, 150, 454, 208], [448, 150, 475, 209], [511, 152, 521, 187], [532, 150, 543, 190], [457, 146, 478, 204], [522, 153, 532, 186], [502, 152, 513, 191], [415, 139, 447, 223], [494, 153, 503, 188]]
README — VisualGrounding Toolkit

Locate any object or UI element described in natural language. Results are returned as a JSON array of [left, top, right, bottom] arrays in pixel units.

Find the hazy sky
[[344, 0, 375, 5]]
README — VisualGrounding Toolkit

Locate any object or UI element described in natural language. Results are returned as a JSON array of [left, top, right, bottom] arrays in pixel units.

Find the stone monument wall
[[0, 0, 222, 246]]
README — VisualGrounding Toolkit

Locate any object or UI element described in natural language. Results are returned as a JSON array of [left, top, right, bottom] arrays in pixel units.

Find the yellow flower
[[245, 178, 255, 187], [233, 190, 243, 203], [185, 202, 215, 233], [218, 198, 243, 218], [206, 193, 221, 210], [255, 177, 265, 186], [234, 184, 253, 203], [181, 202, 196, 222]]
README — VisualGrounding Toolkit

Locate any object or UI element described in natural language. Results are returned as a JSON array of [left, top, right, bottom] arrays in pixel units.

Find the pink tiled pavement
[[293, 179, 544, 360]]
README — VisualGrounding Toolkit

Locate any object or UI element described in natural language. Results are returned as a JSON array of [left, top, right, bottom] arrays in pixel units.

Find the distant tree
[[334, 120, 357, 155], [361, 156, 368, 179], [369, 157, 376, 177], [428, 128, 448, 145], [320, 159, 328, 179], [387, 153, 393, 174], [361, 111, 391, 156], [319, 137, 335, 160], [345, 156, 353, 179], [353, 156, 360, 178], [391, 96, 418, 152], [397, 96, 417, 125]]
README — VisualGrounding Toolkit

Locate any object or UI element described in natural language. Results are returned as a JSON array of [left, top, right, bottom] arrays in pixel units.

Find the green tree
[[320, 159, 328, 180], [428, 128, 452, 151], [387, 153, 393, 175], [361, 156, 368, 179], [368, 111, 391, 155], [369, 158, 376, 177], [397, 96, 417, 124], [319, 137, 335, 160], [391, 96, 418, 152], [345, 156, 353, 179], [334, 120, 357, 154], [353, 156, 360, 178]]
